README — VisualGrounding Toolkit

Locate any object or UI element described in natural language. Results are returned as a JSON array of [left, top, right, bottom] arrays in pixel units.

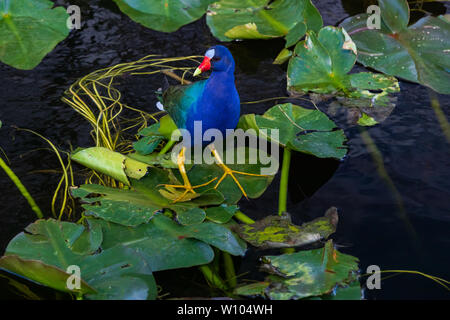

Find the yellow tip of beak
[[193, 68, 202, 77]]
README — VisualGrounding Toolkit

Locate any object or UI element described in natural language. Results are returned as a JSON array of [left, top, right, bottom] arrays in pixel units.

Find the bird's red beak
[[194, 56, 211, 76]]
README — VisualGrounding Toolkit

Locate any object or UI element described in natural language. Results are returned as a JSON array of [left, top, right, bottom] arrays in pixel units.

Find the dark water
[[0, 0, 449, 299]]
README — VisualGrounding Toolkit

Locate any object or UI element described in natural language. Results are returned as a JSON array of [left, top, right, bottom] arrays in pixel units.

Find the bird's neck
[[208, 69, 235, 87]]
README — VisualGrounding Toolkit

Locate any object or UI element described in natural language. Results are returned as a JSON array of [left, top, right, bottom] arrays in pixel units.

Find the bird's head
[[193, 45, 235, 76]]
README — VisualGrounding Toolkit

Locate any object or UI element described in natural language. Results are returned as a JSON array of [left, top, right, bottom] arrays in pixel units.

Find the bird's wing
[[162, 80, 207, 129]]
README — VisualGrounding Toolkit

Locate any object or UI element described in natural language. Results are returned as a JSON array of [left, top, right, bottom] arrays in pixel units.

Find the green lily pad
[[238, 103, 348, 159], [234, 281, 270, 297], [0, 0, 70, 70], [71, 184, 163, 227], [112, 0, 214, 33], [97, 214, 246, 272], [180, 146, 277, 204], [3, 219, 157, 300], [233, 207, 338, 249], [71, 147, 149, 186], [176, 207, 206, 226], [260, 240, 359, 300], [133, 136, 163, 155], [127, 152, 178, 169], [273, 48, 292, 65], [0, 255, 95, 296], [287, 26, 400, 101], [71, 165, 227, 227], [205, 204, 238, 224], [206, 0, 322, 41], [340, 0, 450, 94]]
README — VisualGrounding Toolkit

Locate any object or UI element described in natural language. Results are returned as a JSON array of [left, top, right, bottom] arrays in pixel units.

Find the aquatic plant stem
[[234, 210, 255, 224], [158, 140, 176, 155], [278, 147, 291, 216], [223, 253, 237, 288], [199, 265, 228, 291], [0, 157, 43, 219]]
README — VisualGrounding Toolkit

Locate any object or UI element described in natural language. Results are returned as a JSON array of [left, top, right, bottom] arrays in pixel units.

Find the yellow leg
[[163, 147, 217, 203], [209, 145, 269, 199]]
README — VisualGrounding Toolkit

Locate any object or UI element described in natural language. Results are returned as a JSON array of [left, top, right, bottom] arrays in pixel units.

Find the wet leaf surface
[[238, 103, 348, 159], [233, 207, 338, 249], [113, 0, 215, 33], [206, 0, 321, 41], [340, 0, 450, 94], [0, 0, 70, 70], [2, 219, 157, 299], [257, 240, 360, 299]]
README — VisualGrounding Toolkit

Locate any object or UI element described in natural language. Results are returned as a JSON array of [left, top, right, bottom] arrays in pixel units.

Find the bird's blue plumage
[[161, 45, 240, 146]]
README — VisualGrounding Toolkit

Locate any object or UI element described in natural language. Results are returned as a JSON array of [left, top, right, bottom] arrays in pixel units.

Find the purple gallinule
[[156, 45, 265, 202]]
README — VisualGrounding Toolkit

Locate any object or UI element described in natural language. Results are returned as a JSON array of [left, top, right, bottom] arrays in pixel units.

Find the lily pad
[[287, 26, 400, 101], [205, 204, 238, 224], [71, 147, 148, 186], [233, 207, 338, 249], [206, 0, 322, 41], [71, 165, 227, 227], [179, 146, 277, 204], [260, 240, 359, 299], [3, 219, 157, 300], [340, 0, 450, 94], [176, 207, 206, 226], [113, 0, 214, 33], [0, 255, 95, 296], [0, 0, 70, 70], [96, 214, 246, 272], [238, 103, 348, 159], [71, 184, 163, 227]]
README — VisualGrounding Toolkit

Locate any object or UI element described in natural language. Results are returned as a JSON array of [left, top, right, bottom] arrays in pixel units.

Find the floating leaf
[[71, 164, 226, 227], [205, 204, 238, 224], [287, 26, 399, 101], [233, 207, 338, 249], [340, 0, 450, 94], [238, 103, 348, 159], [2, 219, 157, 299], [260, 240, 359, 299], [112, 0, 214, 32], [0, 255, 95, 295], [133, 136, 163, 155], [179, 146, 277, 204], [71, 184, 163, 227], [273, 48, 292, 65], [127, 152, 178, 169], [71, 147, 148, 186], [206, 0, 322, 41], [234, 281, 270, 297], [176, 207, 206, 226], [97, 214, 246, 272], [0, 0, 70, 70]]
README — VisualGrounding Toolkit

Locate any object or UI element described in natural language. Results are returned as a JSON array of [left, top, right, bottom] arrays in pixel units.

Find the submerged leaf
[[0, 0, 70, 70], [234, 207, 338, 249], [340, 0, 450, 94]]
